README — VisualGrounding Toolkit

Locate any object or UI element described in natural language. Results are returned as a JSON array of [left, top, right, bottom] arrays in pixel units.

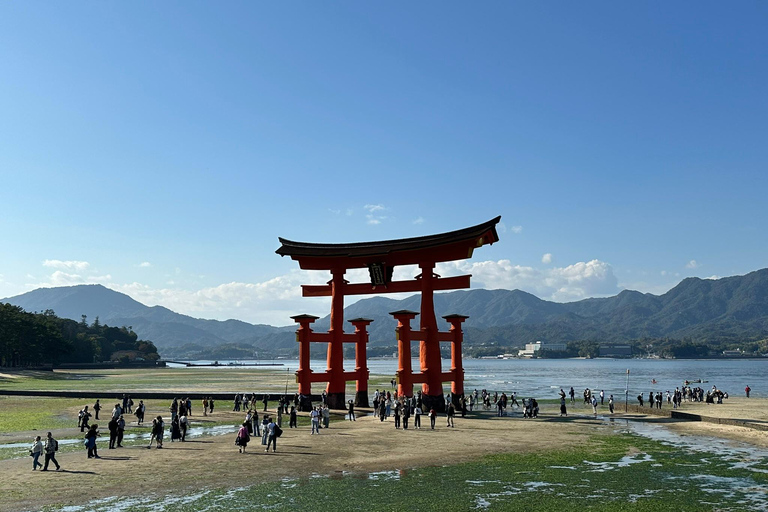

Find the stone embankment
[[624, 403, 768, 431]]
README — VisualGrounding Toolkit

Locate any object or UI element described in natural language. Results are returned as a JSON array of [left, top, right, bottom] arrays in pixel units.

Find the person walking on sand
[[608, 395, 614, 414], [108, 417, 118, 449], [591, 395, 598, 416], [310, 407, 320, 434], [93, 399, 101, 420], [237, 422, 250, 453], [289, 406, 297, 428], [347, 400, 355, 421], [266, 418, 278, 452], [429, 408, 437, 429], [600, 390, 605, 405], [179, 414, 188, 442], [446, 402, 455, 427], [322, 404, 330, 429], [79, 405, 91, 433], [560, 396, 567, 417], [85, 424, 100, 459], [148, 416, 164, 449], [414, 405, 422, 429], [569, 387, 575, 404], [31, 435, 43, 470], [746, 385, 751, 398], [42, 432, 61, 471]]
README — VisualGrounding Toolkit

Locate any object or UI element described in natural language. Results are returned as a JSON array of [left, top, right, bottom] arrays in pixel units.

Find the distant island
[[2, 268, 768, 362]]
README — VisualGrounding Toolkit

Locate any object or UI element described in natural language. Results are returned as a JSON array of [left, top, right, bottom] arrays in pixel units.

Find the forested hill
[[0, 303, 159, 366], [3, 268, 768, 358]]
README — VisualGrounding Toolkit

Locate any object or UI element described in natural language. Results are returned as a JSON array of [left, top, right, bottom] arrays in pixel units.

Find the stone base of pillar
[[298, 395, 313, 412], [326, 392, 346, 410], [354, 391, 369, 408], [421, 393, 446, 414], [452, 393, 464, 409]]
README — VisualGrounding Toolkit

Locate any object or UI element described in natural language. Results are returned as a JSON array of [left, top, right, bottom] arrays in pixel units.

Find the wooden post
[[349, 318, 373, 407], [326, 268, 347, 409], [444, 314, 468, 407], [391, 310, 418, 398], [419, 263, 445, 412], [292, 314, 318, 411]]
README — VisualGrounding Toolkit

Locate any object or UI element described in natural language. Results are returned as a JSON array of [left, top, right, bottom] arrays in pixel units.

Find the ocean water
[[176, 358, 768, 399]]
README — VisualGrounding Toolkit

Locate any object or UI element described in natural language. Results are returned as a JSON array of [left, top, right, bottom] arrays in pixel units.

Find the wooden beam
[[302, 275, 471, 297]]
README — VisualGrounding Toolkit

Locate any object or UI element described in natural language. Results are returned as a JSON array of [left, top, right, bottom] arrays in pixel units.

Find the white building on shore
[[517, 340, 567, 358]]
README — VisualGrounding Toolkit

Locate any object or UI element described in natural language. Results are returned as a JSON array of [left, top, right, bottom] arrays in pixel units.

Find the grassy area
[[0, 368, 395, 396], [38, 430, 768, 511]]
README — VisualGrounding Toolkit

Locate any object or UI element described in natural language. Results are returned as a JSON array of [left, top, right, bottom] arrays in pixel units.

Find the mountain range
[[3, 268, 768, 357]]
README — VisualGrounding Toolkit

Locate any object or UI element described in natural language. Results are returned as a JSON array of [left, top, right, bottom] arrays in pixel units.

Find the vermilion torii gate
[[276, 216, 500, 411]]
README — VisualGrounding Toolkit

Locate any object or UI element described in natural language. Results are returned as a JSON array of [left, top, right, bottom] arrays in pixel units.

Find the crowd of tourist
[[26, 377, 751, 474]]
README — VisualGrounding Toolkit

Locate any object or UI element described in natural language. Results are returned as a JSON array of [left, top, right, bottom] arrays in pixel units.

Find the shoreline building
[[517, 341, 567, 358]]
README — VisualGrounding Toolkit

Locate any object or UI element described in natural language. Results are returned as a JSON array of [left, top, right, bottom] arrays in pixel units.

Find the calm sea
[[180, 358, 768, 399]]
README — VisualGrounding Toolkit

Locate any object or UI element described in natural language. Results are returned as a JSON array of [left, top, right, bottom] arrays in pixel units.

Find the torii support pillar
[[391, 310, 419, 398], [418, 262, 445, 413], [444, 314, 468, 408], [292, 314, 319, 412], [326, 269, 347, 410], [350, 317, 373, 407]]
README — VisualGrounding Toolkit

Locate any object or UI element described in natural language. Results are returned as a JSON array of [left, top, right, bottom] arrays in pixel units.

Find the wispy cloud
[[29, 270, 112, 288], [364, 204, 388, 225], [510, 225, 523, 234], [541, 253, 552, 264], [686, 259, 699, 269], [436, 258, 620, 302], [138, 262, 152, 268], [42, 260, 90, 271], [412, 217, 425, 225]]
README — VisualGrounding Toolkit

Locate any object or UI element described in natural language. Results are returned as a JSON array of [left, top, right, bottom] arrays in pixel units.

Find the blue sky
[[1, 2, 766, 325]]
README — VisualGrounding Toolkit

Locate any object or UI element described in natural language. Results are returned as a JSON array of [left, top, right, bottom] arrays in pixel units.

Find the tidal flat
[[2, 367, 768, 511]]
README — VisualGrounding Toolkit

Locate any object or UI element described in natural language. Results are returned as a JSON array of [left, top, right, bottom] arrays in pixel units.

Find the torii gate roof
[[276, 216, 501, 270]]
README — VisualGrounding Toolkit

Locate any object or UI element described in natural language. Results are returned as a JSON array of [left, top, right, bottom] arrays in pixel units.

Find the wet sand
[[2, 397, 767, 511]]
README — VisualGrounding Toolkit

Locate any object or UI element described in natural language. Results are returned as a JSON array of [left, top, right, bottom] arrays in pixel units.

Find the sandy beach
[[2, 397, 768, 511]]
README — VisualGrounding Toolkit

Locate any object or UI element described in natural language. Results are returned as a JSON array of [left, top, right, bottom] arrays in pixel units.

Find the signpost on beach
[[625, 368, 630, 412]]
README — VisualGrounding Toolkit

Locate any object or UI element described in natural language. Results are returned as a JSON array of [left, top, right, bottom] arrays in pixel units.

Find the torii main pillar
[[277, 216, 501, 411]]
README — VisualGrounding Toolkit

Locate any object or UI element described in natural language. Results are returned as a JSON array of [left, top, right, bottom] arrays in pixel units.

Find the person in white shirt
[[310, 407, 320, 434], [31, 436, 43, 470]]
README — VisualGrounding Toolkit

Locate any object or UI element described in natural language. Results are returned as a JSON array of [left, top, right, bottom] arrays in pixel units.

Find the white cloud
[[21, 255, 621, 325], [364, 204, 388, 225], [686, 260, 699, 269], [42, 260, 90, 271], [510, 225, 523, 234], [412, 217, 425, 225], [542, 253, 553, 264], [435, 258, 620, 302], [139, 262, 152, 268], [29, 270, 112, 288]]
